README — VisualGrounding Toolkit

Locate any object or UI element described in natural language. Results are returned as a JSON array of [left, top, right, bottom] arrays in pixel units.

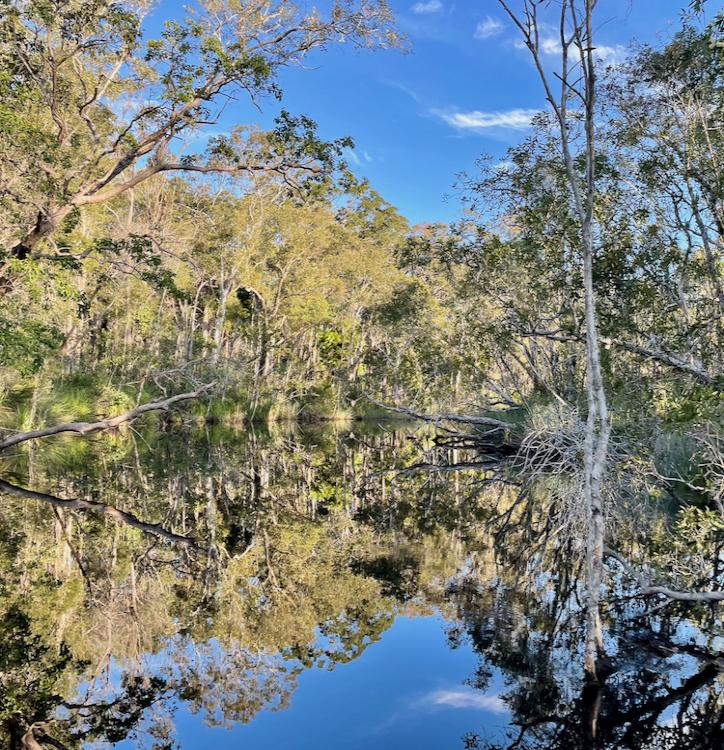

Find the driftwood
[[0, 383, 214, 452], [605, 546, 724, 603], [0, 478, 197, 546]]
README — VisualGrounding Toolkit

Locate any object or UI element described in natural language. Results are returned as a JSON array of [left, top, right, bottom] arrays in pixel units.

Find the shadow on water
[[0, 421, 721, 749]]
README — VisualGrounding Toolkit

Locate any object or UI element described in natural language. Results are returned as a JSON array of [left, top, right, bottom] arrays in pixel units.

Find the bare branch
[[0, 478, 197, 547], [0, 384, 215, 452], [605, 546, 724, 602], [363, 394, 515, 430], [520, 329, 716, 384]]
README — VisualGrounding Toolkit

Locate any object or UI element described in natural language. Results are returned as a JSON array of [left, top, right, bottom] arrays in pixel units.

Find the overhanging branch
[[363, 394, 514, 430], [0, 478, 197, 547], [0, 384, 215, 452], [522, 329, 715, 384]]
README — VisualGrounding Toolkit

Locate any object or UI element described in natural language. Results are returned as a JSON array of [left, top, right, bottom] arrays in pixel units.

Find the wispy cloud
[[474, 16, 504, 40], [493, 160, 515, 172], [186, 128, 231, 144], [345, 148, 362, 166], [594, 44, 627, 65], [435, 108, 539, 132], [513, 36, 560, 54], [426, 689, 509, 713], [411, 0, 442, 14], [384, 79, 424, 104], [514, 36, 626, 65], [345, 148, 373, 167], [541, 37, 562, 55]]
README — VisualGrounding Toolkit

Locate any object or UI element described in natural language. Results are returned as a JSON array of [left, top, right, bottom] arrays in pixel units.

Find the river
[[0, 420, 721, 748]]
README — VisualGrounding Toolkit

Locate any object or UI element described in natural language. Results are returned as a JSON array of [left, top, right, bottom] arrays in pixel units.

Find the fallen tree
[[0, 383, 214, 452], [364, 394, 515, 430]]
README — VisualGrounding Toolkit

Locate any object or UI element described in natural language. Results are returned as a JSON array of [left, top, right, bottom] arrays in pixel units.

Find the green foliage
[[93, 235, 189, 300], [369, 279, 430, 325], [0, 604, 82, 725], [675, 506, 724, 552], [0, 316, 63, 375], [658, 381, 724, 425]]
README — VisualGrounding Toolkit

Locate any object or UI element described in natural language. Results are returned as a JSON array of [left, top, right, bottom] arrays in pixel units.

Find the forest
[[0, 0, 722, 748]]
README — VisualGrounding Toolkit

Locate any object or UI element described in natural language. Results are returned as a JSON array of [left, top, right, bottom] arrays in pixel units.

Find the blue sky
[[150, 1, 717, 226]]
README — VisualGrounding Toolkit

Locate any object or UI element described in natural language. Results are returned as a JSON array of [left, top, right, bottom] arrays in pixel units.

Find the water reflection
[[0, 422, 720, 749]]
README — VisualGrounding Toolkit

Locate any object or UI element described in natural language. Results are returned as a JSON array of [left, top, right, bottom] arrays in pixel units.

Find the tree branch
[[605, 546, 724, 602], [363, 394, 514, 430], [0, 478, 197, 547], [0, 384, 215, 452], [521, 329, 715, 384]]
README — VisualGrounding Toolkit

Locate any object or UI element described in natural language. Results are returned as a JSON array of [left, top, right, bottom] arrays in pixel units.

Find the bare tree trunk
[[686, 180, 724, 315], [499, 0, 611, 682], [211, 276, 233, 366], [582, 216, 610, 677], [579, 1, 611, 681]]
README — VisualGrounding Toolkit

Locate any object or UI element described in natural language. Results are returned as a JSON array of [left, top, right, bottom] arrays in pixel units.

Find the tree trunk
[[497, 0, 611, 682], [211, 280, 232, 365]]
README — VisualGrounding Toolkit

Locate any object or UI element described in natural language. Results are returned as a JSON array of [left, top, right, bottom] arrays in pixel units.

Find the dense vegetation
[[0, 0, 722, 746], [0, 2, 720, 418]]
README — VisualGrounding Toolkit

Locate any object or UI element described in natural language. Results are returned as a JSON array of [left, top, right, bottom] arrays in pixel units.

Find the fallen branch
[[389, 460, 506, 477], [605, 546, 724, 603], [0, 478, 197, 546], [364, 394, 515, 430], [0, 383, 215, 452]]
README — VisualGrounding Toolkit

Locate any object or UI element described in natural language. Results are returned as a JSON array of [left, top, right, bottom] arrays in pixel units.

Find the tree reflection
[[446, 565, 722, 750], [0, 423, 720, 749]]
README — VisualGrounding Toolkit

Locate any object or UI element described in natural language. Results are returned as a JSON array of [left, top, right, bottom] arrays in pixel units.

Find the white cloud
[[345, 148, 362, 166], [513, 36, 560, 54], [493, 160, 515, 172], [436, 108, 539, 132], [514, 35, 626, 64], [344, 148, 373, 167], [411, 0, 442, 14], [474, 16, 503, 40], [594, 44, 626, 65], [541, 37, 562, 55], [428, 689, 509, 713], [186, 128, 231, 144], [384, 80, 423, 104]]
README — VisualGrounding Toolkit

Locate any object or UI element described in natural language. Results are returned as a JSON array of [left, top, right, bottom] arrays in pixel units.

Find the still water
[[0, 421, 721, 749]]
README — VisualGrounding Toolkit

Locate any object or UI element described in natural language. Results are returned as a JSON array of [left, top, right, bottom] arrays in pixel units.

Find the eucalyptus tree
[[496, 0, 610, 681], [602, 21, 724, 377], [0, 0, 402, 428], [0, 0, 398, 271]]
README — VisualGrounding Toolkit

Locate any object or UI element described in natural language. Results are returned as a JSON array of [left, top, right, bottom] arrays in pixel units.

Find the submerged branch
[[0, 478, 198, 547], [393, 460, 505, 477], [0, 383, 215, 452]]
